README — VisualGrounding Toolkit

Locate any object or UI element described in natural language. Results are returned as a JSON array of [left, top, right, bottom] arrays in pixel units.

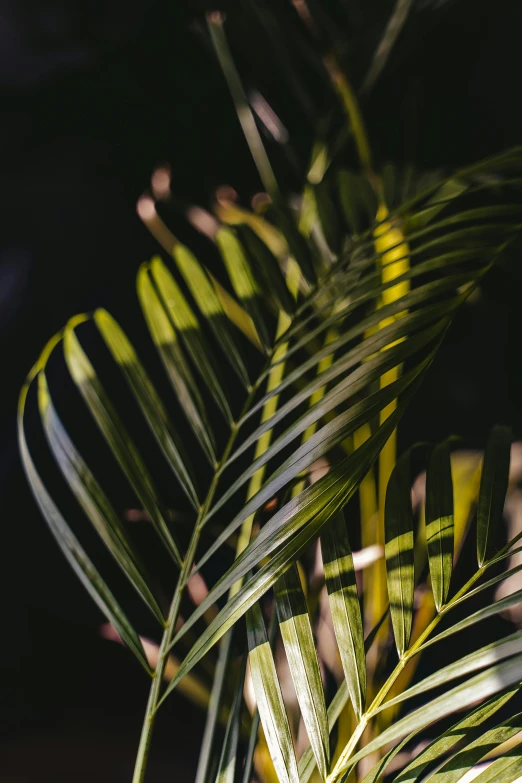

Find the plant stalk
[[131, 391, 259, 783]]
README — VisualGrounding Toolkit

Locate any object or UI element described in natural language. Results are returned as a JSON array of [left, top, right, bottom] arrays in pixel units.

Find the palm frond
[[18, 6, 522, 782]]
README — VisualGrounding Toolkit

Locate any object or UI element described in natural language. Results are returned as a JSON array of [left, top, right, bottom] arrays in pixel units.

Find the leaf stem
[[131, 389, 259, 783]]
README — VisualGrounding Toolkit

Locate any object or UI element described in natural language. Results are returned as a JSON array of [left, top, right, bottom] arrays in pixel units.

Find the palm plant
[[19, 3, 522, 782]]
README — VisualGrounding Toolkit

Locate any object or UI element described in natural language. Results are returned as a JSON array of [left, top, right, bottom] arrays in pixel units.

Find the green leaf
[[360, 734, 411, 783], [426, 440, 454, 610], [428, 712, 522, 783], [18, 381, 151, 675], [236, 223, 296, 315], [405, 177, 468, 231], [207, 13, 280, 200], [216, 226, 272, 351], [451, 560, 522, 606], [298, 611, 390, 783], [343, 655, 522, 773], [200, 354, 435, 572], [222, 309, 448, 486], [314, 179, 342, 255], [274, 564, 330, 779], [137, 262, 217, 463], [38, 372, 165, 625], [269, 202, 316, 283], [195, 631, 236, 783], [471, 743, 522, 783], [149, 256, 233, 423], [477, 425, 512, 566], [92, 308, 200, 508], [377, 630, 522, 715], [63, 319, 182, 565], [393, 690, 518, 783], [188, 392, 416, 638], [172, 243, 252, 388], [214, 654, 246, 783], [252, 273, 469, 410], [337, 169, 363, 235], [321, 513, 366, 718], [361, 0, 413, 93], [385, 449, 415, 656], [417, 589, 522, 653], [162, 408, 403, 702], [246, 601, 299, 783]]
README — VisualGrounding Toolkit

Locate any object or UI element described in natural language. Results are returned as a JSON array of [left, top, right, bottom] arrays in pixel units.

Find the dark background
[[1, 1, 522, 780]]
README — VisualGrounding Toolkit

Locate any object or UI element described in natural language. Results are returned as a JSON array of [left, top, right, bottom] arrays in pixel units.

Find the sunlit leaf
[[393, 689, 518, 783], [321, 513, 366, 718], [426, 440, 454, 609], [477, 425, 512, 566], [137, 261, 217, 463], [63, 319, 182, 564], [246, 601, 299, 783], [385, 449, 415, 656], [172, 242, 252, 388], [428, 711, 522, 783], [275, 564, 330, 779]]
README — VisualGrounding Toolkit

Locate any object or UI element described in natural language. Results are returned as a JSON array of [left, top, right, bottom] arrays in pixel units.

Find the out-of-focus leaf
[[207, 269, 263, 351], [426, 440, 454, 609], [236, 224, 296, 315], [93, 308, 200, 508], [269, 202, 316, 283], [216, 226, 271, 351], [38, 373, 164, 625], [137, 262, 217, 463], [171, 243, 251, 388], [337, 169, 362, 236], [361, 0, 413, 93], [477, 425, 512, 566], [18, 379, 151, 675], [314, 179, 342, 255], [149, 257, 233, 422], [63, 318, 182, 565]]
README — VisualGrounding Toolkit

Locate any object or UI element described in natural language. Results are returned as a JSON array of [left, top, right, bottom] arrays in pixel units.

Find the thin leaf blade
[[246, 601, 299, 783], [385, 449, 415, 656], [321, 513, 366, 718], [274, 564, 330, 779], [426, 440, 454, 609], [477, 425, 512, 566]]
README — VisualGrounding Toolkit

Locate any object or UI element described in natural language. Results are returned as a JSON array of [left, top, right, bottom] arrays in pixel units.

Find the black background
[[1, 1, 522, 780]]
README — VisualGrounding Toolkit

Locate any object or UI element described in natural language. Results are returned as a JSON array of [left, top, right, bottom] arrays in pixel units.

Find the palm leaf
[[18, 6, 522, 780], [321, 512, 366, 718], [246, 601, 299, 783], [385, 449, 415, 656], [477, 425, 512, 566], [426, 440, 454, 610], [274, 564, 330, 779]]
